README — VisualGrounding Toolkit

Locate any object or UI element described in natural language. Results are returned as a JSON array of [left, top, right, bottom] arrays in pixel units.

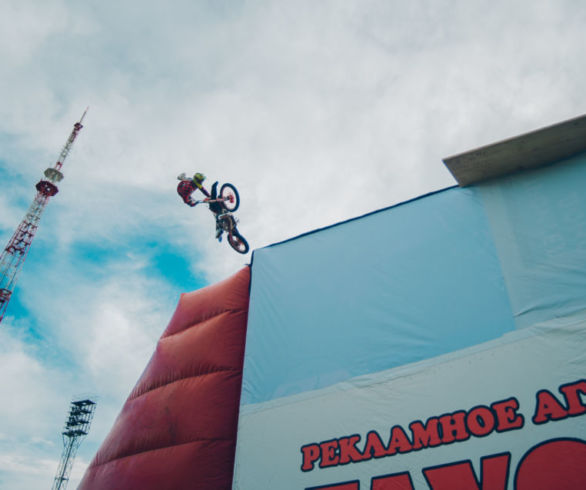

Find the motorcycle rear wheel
[[228, 230, 249, 254]]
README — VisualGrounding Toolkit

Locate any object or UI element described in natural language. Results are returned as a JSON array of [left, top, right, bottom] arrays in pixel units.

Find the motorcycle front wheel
[[228, 229, 249, 254], [220, 183, 240, 212]]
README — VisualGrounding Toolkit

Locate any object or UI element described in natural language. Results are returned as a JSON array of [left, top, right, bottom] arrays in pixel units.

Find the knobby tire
[[228, 229, 249, 254], [220, 183, 240, 212]]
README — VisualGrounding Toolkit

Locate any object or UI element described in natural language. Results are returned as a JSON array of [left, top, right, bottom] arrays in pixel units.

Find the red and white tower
[[0, 110, 87, 324]]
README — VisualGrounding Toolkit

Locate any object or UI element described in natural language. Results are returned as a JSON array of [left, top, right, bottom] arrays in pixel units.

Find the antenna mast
[[52, 399, 97, 490], [0, 110, 87, 323]]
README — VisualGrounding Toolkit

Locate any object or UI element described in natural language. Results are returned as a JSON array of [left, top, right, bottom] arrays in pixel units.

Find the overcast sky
[[0, 0, 584, 488]]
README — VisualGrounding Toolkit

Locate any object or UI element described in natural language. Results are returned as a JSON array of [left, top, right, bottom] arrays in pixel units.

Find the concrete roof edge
[[442, 113, 586, 186]]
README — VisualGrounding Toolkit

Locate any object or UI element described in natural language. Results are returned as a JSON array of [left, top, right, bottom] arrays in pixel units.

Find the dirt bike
[[202, 183, 250, 254]]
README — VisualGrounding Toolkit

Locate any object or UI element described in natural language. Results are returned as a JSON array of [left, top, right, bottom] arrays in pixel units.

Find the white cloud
[[0, 327, 73, 489], [0, 327, 69, 431], [0, 1, 68, 65]]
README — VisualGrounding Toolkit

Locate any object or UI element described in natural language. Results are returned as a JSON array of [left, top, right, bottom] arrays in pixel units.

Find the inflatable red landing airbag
[[79, 267, 251, 490]]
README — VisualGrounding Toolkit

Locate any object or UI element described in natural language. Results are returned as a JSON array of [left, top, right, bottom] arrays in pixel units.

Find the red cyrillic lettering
[[339, 435, 363, 464], [491, 398, 524, 431], [386, 425, 412, 455], [424, 453, 509, 490], [532, 390, 568, 424], [424, 461, 480, 490], [301, 443, 321, 471], [371, 472, 414, 490], [320, 440, 340, 468], [559, 380, 586, 416], [439, 411, 469, 444], [480, 453, 510, 489], [362, 431, 387, 460], [515, 439, 586, 489], [466, 406, 495, 437], [409, 418, 441, 450]]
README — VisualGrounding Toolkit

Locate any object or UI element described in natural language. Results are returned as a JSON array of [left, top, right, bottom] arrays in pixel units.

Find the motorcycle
[[202, 183, 250, 254]]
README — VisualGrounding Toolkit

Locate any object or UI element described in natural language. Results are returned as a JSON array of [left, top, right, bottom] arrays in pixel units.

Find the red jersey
[[177, 180, 210, 206]]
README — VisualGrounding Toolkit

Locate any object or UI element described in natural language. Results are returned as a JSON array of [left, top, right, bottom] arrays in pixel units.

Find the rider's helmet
[[193, 172, 205, 184]]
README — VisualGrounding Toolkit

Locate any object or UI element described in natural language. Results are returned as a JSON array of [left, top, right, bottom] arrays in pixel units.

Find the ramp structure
[[81, 115, 586, 490], [78, 267, 250, 490]]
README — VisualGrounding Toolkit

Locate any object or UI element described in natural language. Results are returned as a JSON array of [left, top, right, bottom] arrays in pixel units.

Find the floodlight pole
[[52, 399, 97, 490]]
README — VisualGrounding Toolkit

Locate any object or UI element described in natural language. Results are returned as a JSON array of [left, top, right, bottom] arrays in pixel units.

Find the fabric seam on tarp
[[128, 366, 241, 400], [90, 437, 237, 469], [239, 310, 586, 415], [163, 308, 245, 338]]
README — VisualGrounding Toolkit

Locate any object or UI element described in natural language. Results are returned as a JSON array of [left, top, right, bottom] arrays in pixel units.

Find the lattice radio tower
[[52, 399, 97, 490], [0, 110, 87, 324]]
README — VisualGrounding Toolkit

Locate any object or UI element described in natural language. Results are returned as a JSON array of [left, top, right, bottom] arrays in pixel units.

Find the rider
[[177, 172, 224, 240]]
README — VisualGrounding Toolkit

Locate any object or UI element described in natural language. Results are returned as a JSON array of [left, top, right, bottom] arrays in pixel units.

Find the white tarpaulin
[[233, 152, 586, 489]]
